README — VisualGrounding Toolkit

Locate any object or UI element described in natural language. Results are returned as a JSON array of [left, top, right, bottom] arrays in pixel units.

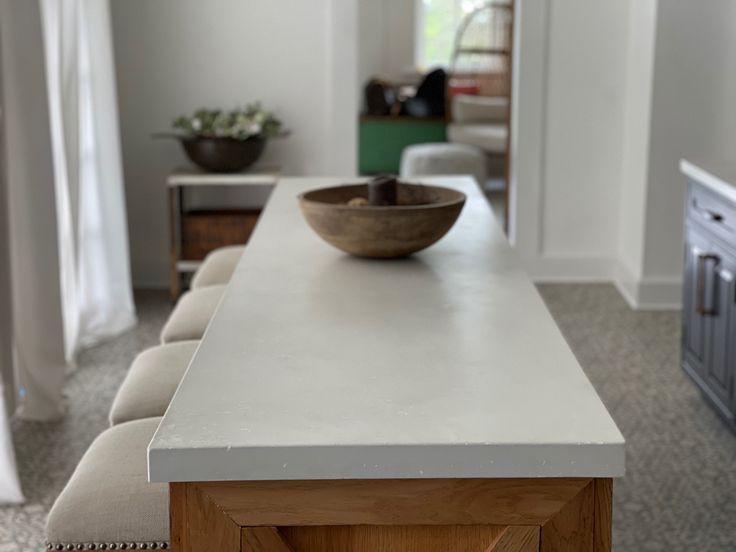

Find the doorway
[[357, 0, 515, 231]]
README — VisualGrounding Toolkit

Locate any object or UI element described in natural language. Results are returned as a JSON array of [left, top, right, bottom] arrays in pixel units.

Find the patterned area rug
[[1, 285, 735, 551], [539, 285, 736, 551]]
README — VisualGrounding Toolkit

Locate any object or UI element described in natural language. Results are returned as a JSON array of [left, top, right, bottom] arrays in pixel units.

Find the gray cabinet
[[682, 181, 736, 427]]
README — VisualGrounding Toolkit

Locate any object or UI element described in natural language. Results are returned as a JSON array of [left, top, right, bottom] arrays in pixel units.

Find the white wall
[[613, 0, 736, 308], [111, 0, 358, 287], [357, 0, 416, 90], [614, 0, 658, 304], [640, 0, 736, 305], [511, 0, 630, 280], [384, 1, 417, 77], [541, 0, 627, 261], [513, 0, 736, 308], [358, 0, 387, 92]]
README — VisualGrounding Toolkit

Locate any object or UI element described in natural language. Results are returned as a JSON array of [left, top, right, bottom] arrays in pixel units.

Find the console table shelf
[[167, 166, 279, 300]]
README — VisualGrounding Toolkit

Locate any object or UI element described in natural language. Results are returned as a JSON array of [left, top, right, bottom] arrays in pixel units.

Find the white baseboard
[[628, 278, 682, 310], [613, 262, 682, 310], [523, 254, 682, 310]]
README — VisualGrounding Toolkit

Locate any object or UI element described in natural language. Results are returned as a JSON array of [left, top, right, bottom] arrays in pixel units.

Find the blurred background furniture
[[167, 167, 278, 300], [446, 0, 513, 228], [359, 69, 449, 175], [359, 116, 447, 175], [400, 142, 486, 186], [448, 94, 508, 156], [448, 1, 513, 98]]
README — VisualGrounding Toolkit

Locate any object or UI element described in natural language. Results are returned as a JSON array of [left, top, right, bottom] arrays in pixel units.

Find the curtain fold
[[0, 0, 136, 426], [0, 18, 23, 503], [0, 385, 22, 503], [1, 0, 68, 423], [40, 0, 137, 357], [0, 382, 22, 504]]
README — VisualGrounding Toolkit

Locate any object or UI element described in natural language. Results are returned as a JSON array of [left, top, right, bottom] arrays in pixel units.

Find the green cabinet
[[358, 117, 447, 175]]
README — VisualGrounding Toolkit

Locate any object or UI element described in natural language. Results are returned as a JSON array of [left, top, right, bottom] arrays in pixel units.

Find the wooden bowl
[[298, 183, 466, 258]]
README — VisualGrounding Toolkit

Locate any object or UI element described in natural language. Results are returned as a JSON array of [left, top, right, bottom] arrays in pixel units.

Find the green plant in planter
[[172, 103, 284, 140]]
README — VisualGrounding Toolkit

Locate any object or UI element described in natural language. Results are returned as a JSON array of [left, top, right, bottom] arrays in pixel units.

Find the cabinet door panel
[[705, 247, 736, 413], [683, 227, 710, 372]]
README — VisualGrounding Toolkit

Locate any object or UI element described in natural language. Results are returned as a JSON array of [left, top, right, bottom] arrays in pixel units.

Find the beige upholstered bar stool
[[45, 418, 168, 550], [160, 284, 225, 343], [109, 341, 199, 426], [190, 245, 244, 289]]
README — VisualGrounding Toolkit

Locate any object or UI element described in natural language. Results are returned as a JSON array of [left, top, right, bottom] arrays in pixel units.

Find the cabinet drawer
[[687, 181, 736, 240]]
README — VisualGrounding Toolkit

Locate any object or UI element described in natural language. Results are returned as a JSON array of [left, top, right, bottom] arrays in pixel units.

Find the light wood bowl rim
[[298, 183, 467, 211]]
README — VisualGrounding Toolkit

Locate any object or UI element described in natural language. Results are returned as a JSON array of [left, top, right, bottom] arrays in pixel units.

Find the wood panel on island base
[[170, 477, 612, 552]]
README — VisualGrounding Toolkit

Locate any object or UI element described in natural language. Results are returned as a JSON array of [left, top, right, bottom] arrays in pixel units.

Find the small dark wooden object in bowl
[[180, 136, 266, 173], [298, 181, 466, 258]]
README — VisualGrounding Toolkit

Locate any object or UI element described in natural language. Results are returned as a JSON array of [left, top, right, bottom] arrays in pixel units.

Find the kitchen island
[[148, 176, 624, 551]]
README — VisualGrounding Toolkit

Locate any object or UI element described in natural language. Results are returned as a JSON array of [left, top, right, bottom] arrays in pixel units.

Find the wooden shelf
[[167, 168, 279, 300], [167, 166, 279, 187]]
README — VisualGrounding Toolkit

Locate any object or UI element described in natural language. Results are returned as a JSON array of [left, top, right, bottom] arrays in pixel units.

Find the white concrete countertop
[[148, 176, 625, 483], [681, 159, 736, 203]]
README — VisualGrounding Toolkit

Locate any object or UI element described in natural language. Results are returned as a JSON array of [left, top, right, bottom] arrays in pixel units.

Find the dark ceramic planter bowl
[[180, 136, 266, 173]]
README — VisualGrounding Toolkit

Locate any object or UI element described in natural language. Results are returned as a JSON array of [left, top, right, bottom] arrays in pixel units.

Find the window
[[415, 0, 491, 71]]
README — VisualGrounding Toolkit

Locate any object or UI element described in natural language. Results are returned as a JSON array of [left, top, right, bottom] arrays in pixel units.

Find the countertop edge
[[148, 442, 625, 483], [680, 159, 736, 204]]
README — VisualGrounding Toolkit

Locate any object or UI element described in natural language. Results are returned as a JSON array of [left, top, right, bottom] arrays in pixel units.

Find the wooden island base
[[170, 477, 612, 552]]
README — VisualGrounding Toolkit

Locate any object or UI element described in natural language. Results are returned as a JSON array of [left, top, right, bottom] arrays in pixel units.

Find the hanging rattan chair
[[449, 1, 513, 97]]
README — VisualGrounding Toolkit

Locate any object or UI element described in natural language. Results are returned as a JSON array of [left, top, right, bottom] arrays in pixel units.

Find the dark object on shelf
[[402, 68, 447, 118], [368, 175, 398, 206], [681, 175, 736, 431], [362, 69, 447, 119], [298, 182, 465, 258], [364, 79, 397, 116], [179, 136, 266, 173]]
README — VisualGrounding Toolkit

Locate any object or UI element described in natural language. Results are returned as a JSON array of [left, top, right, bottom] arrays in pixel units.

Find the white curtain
[[0, 0, 135, 428], [1, 0, 69, 425], [0, 382, 22, 503], [39, 0, 136, 357], [0, 46, 23, 504], [0, 384, 22, 504]]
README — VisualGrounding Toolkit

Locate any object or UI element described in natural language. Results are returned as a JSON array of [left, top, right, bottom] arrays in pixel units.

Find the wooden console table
[[167, 167, 279, 300]]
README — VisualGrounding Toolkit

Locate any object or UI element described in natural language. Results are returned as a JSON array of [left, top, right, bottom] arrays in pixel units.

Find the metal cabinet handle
[[704, 209, 724, 223], [696, 253, 719, 316], [692, 199, 725, 223]]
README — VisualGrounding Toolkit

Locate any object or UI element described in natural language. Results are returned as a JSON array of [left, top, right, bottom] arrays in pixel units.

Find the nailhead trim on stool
[[46, 542, 169, 550]]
